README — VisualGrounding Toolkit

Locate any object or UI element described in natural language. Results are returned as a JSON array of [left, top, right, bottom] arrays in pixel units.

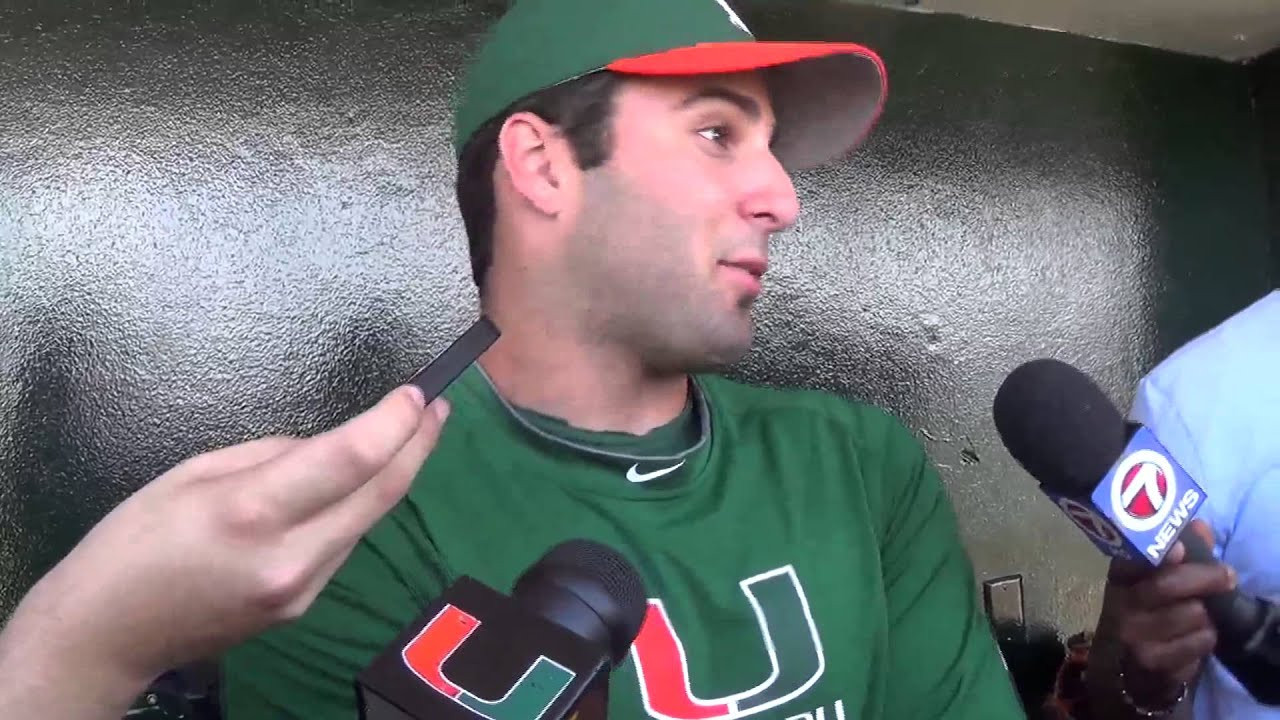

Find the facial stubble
[[562, 168, 756, 374]]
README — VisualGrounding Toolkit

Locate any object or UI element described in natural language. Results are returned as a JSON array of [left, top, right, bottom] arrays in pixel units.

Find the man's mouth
[[719, 256, 768, 279], [718, 256, 767, 296]]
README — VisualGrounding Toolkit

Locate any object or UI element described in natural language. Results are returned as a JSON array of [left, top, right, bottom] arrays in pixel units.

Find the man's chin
[[697, 332, 755, 371], [655, 339, 753, 376], [647, 313, 755, 374]]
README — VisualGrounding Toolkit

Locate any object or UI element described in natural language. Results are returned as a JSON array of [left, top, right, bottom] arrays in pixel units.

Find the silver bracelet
[[1117, 666, 1188, 717]]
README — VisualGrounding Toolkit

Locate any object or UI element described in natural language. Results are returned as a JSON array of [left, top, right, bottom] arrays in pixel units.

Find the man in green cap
[[220, 1, 1026, 718]]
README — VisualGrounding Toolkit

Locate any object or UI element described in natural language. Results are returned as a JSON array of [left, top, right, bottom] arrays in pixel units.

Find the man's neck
[[476, 329, 690, 437]]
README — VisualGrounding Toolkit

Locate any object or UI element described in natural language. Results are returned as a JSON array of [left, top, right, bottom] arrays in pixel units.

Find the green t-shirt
[[219, 364, 1025, 720]]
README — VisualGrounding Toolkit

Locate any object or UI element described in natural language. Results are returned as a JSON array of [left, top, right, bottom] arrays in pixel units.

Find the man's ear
[[496, 111, 576, 218]]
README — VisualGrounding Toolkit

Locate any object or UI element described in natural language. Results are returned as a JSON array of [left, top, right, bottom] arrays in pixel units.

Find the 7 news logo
[[1049, 426, 1206, 566], [1106, 445, 1202, 562]]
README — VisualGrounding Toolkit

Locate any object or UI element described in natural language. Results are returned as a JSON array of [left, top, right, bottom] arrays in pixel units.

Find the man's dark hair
[[455, 71, 623, 294]]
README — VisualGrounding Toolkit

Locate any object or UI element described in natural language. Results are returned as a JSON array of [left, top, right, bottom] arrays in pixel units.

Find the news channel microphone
[[992, 357, 1280, 706], [355, 538, 649, 720], [991, 357, 1207, 567]]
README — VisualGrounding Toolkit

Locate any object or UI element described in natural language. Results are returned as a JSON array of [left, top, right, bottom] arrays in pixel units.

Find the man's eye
[[698, 126, 732, 146]]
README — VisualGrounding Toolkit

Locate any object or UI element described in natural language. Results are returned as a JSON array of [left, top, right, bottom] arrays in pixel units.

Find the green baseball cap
[[452, 0, 887, 172]]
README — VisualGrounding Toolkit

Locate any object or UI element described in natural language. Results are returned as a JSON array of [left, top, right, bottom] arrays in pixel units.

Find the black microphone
[[355, 538, 649, 720], [992, 357, 1280, 706]]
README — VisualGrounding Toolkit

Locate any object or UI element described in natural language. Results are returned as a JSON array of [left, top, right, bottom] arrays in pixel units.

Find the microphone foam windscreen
[[992, 358, 1129, 495], [530, 538, 649, 659]]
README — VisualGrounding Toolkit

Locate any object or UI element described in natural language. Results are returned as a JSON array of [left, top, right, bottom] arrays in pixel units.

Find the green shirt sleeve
[[869, 409, 1027, 720], [219, 502, 451, 720]]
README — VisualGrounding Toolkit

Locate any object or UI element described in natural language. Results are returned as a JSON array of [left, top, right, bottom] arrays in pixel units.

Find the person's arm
[[1084, 520, 1229, 720], [0, 600, 153, 720], [1086, 620, 1198, 720], [867, 409, 1026, 720], [0, 385, 448, 720], [219, 499, 453, 720]]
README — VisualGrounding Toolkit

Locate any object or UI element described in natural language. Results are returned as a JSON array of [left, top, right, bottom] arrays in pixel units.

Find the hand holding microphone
[[0, 384, 451, 720], [992, 358, 1280, 715], [1096, 518, 1232, 709]]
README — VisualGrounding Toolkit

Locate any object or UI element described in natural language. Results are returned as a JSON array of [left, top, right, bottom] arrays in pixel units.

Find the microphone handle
[[567, 668, 611, 720], [1176, 528, 1263, 644], [1177, 527, 1280, 706]]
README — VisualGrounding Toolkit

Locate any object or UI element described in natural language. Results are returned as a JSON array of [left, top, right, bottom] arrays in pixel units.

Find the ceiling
[[854, 0, 1280, 61]]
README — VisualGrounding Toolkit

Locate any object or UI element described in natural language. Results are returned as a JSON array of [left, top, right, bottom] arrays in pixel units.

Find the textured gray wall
[[0, 0, 1275, 665]]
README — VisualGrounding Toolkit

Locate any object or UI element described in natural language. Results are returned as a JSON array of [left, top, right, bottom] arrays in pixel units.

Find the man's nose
[[739, 151, 800, 233]]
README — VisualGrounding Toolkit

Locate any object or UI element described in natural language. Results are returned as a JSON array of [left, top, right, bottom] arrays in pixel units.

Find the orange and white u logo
[[630, 565, 824, 720]]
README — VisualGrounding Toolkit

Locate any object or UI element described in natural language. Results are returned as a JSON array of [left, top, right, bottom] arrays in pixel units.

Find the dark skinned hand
[[1092, 519, 1238, 709]]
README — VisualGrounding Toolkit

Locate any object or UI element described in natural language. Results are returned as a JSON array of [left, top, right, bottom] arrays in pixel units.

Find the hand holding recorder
[[0, 317, 503, 720]]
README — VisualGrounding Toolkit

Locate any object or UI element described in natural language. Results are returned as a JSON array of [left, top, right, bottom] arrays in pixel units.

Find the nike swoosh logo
[[626, 460, 685, 483]]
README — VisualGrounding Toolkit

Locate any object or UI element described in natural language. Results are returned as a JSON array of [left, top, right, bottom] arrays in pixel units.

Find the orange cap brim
[[605, 41, 888, 172], [608, 40, 884, 77]]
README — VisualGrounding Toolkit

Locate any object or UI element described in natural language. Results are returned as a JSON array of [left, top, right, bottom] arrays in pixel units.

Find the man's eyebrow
[[677, 85, 762, 120], [676, 85, 778, 143]]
